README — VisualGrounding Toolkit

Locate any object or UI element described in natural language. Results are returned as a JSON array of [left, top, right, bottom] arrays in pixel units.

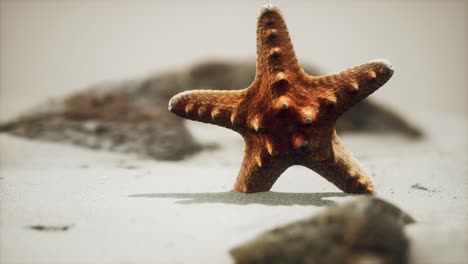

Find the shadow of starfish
[[128, 191, 352, 206]]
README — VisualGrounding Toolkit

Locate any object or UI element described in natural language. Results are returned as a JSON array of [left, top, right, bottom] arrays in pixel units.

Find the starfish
[[168, 5, 393, 194]]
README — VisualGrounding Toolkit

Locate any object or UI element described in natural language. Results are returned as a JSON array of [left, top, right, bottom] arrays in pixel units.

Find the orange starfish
[[168, 5, 393, 194]]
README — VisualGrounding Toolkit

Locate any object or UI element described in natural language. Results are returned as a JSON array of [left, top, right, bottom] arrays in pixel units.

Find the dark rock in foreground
[[230, 197, 414, 264], [0, 60, 422, 161]]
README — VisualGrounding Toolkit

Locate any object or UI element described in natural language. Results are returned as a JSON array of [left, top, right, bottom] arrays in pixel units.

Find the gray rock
[[152, 60, 422, 138], [0, 91, 201, 161], [230, 197, 414, 264], [0, 60, 422, 161]]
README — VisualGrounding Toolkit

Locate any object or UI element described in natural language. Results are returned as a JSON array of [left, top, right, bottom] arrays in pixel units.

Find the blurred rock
[[0, 60, 422, 161], [151, 60, 422, 138], [0, 86, 201, 161], [27, 225, 73, 232], [230, 197, 414, 264], [142, 60, 423, 138], [336, 100, 422, 138]]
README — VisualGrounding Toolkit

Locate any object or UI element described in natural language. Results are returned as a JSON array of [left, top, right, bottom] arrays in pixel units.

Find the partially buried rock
[[0, 60, 422, 161], [231, 197, 414, 264], [0, 84, 201, 161], [152, 60, 422, 138], [27, 224, 73, 232]]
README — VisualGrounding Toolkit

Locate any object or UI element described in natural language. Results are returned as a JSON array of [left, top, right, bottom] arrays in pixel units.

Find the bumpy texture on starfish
[[168, 5, 393, 194]]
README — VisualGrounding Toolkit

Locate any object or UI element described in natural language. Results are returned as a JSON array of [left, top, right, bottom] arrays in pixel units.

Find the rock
[[230, 197, 414, 264], [152, 60, 422, 138], [27, 225, 74, 232], [0, 89, 201, 161], [0, 60, 422, 161]]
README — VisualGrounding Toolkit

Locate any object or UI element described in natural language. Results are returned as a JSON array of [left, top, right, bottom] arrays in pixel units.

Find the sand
[[0, 111, 466, 263]]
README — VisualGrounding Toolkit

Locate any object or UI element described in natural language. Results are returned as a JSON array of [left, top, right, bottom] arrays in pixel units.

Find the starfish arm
[[311, 60, 394, 118], [301, 131, 375, 194], [168, 90, 245, 130], [234, 135, 289, 192], [255, 5, 300, 79]]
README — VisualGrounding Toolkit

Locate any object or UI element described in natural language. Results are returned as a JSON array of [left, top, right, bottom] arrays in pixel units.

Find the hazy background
[[1, 0, 467, 122]]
